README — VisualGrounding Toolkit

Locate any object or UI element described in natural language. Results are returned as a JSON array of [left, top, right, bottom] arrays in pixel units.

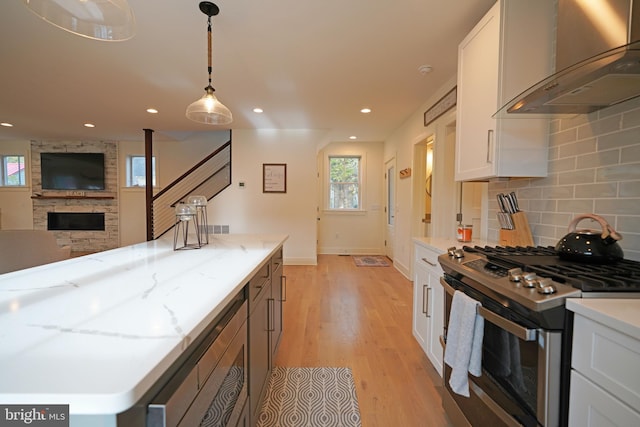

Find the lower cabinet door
[[426, 274, 443, 377], [412, 264, 430, 354], [271, 266, 284, 360], [249, 284, 271, 424]]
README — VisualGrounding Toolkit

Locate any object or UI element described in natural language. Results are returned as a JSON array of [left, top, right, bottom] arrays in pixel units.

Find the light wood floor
[[275, 255, 453, 427]]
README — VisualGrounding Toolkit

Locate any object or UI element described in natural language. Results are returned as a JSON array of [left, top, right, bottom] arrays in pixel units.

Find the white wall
[[317, 140, 384, 255], [119, 129, 321, 265], [383, 76, 465, 278], [207, 129, 322, 265]]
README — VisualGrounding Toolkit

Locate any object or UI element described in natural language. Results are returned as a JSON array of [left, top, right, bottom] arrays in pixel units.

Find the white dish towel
[[444, 290, 484, 397]]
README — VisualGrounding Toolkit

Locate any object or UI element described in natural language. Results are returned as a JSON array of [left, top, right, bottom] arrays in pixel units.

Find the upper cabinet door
[[455, 0, 555, 181]]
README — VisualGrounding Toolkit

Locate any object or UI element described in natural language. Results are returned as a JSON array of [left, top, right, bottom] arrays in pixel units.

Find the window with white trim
[[0, 155, 26, 187], [126, 155, 156, 187], [328, 155, 361, 210]]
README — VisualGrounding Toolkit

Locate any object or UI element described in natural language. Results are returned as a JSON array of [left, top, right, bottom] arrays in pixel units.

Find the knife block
[[499, 212, 534, 247]]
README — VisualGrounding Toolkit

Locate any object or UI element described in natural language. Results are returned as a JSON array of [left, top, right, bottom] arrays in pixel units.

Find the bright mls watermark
[[0, 405, 68, 426]]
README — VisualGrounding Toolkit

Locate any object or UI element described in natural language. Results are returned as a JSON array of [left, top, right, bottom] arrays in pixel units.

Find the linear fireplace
[[47, 212, 106, 231]]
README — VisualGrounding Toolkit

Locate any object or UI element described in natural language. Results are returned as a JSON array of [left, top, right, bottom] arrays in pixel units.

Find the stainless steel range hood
[[497, 0, 640, 117]]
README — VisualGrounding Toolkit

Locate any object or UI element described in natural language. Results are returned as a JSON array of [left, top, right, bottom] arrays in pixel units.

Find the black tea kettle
[[555, 214, 624, 263]]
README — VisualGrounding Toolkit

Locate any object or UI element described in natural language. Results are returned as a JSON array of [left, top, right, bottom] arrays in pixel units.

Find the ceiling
[[0, 0, 495, 143]]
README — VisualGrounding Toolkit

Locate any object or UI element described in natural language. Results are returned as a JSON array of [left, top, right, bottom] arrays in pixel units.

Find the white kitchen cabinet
[[455, 0, 554, 181], [568, 313, 640, 426], [412, 242, 444, 377]]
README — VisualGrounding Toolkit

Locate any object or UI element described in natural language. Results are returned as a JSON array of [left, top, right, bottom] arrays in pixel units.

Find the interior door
[[385, 158, 396, 260]]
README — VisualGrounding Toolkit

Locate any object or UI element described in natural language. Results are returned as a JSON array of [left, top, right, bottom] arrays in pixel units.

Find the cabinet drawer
[[248, 262, 271, 307], [569, 370, 640, 427], [572, 314, 640, 410], [271, 247, 283, 274], [414, 244, 442, 271]]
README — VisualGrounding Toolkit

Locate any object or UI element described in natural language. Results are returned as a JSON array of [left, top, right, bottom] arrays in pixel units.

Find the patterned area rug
[[257, 367, 362, 427], [352, 255, 390, 267]]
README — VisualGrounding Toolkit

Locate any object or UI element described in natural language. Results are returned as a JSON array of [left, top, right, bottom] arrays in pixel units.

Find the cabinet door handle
[[281, 276, 287, 302], [421, 257, 436, 267], [267, 298, 274, 332], [486, 129, 494, 164], [422, 285, 431, 317]]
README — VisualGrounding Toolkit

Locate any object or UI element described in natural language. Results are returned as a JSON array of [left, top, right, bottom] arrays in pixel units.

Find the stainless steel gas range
[[438, 245, 640, 427]]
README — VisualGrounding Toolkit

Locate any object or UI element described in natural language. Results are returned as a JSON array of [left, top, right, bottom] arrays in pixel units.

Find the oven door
[[441, 276, 561, 427]]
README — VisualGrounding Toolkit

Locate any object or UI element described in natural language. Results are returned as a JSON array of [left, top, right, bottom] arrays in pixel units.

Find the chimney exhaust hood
[[497, 0, 640, 117]]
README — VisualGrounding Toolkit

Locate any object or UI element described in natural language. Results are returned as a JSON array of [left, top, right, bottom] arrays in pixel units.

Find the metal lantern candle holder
[[173, 203, 202, 250], [187, 195, 209, 245]]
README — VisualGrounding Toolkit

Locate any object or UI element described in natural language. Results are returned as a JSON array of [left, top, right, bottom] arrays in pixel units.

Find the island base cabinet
[[249, 248, 285, 427]]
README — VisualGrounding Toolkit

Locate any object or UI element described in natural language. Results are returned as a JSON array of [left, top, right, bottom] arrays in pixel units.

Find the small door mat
[[352, 255, 390, 267], [257, 367, 362, 427]]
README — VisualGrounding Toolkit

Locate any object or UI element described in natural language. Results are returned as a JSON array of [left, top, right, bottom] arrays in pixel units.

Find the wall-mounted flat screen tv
[[41, 152, 105, 190]]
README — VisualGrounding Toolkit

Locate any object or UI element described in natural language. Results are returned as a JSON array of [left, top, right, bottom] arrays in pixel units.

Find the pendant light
[[23, 0, 135, 41], [186, 1, 233, 125]]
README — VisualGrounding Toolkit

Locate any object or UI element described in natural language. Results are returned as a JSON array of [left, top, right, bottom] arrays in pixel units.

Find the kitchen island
[[0, 233, 287, 426]]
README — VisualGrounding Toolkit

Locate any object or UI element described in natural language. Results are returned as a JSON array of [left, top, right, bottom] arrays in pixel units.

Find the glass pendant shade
[[175, 203, 196, 221], [187, 195, 207, 206], [186, 86, 233, 125], [23, 0, 135, 41]]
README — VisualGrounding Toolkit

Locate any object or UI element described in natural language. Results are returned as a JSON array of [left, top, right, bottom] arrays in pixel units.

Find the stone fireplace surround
[[30, 141, 119, 253]]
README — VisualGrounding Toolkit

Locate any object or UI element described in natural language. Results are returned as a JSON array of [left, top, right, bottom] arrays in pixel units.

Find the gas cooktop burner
[[462, 245, 640, 292]]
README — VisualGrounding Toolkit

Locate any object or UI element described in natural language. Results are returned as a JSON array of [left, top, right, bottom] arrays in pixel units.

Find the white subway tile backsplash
[[542, 185, 575, 199], [556, 200, 595, 214], [621, 144, 640, 162], [598, 127, 640, 150], [620, 181, 640, 197], [577, 115, 621, 140], [618, 216, 640, 232], [558, 140, 597, 158], [574, 183, 617, 198], [596, 164, 640, 182], [558, 169, 595, 185], [540, 212, 573, 227], [548, 157, 576, 173], [595, 199, 640, 215], [576, 150, 620, 169], [622, 108, 640, 128], [549, 127, 578, 146]]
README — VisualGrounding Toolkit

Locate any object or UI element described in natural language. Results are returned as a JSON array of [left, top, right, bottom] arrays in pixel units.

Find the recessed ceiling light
[[84, 123, 95, 128], [418, 65, 433, 75], [1, 122, 13, 127], [349, 136, 357, 140], [253, 108, 264, 113], [146, 108, 158, 114], [360, 108, 371, 114]]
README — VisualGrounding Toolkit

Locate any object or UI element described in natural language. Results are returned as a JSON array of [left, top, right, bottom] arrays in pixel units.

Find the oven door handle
[[440, 277, 537, 342]]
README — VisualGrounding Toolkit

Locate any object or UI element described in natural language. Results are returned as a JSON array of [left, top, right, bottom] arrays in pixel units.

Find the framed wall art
[[263, 163, 287, 193]]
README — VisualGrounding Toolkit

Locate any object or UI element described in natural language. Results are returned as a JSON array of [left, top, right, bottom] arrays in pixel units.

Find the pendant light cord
[[207, 17, 213, 88]]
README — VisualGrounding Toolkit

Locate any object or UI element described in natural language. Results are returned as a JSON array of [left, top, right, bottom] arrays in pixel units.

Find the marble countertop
[[566, 298, 640, 341], [413, 236, 494, 253], [0, 234, 287, 415]]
